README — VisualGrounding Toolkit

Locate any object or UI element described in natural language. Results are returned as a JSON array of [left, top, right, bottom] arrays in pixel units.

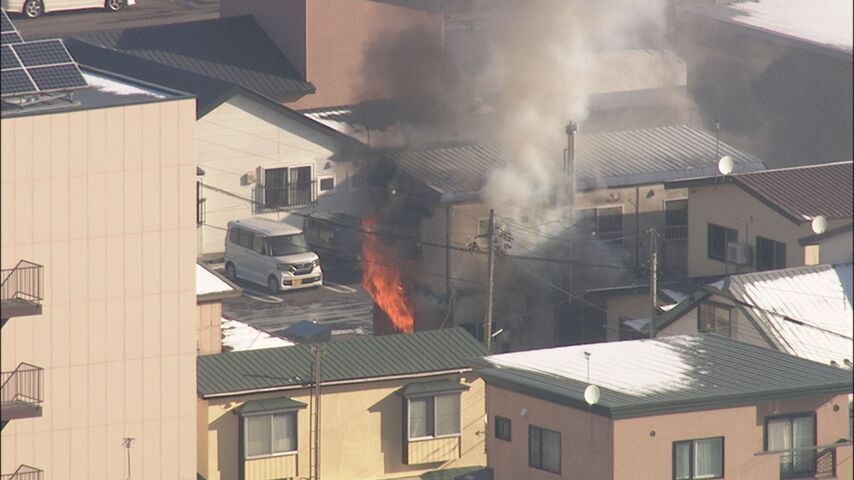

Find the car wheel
[[23, 0, 43, 18], [267, 275, 280, 294], [105, 0, 124, 11], [225, 262, 237, 281]]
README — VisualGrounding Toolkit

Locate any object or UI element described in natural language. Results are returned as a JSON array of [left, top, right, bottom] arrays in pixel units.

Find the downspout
[[635, 186, 641, 269], [445, 204, 454, 326]]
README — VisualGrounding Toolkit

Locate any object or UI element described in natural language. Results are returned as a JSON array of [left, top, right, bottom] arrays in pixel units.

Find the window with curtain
[[244, 411, 298, 458], [407, 394, 461, 440], [673, 437, 723, 480], [766, 414, 816, 477], [529, 425, 561, 474]]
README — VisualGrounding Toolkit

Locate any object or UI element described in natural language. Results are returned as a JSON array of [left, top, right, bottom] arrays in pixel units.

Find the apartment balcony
[[0, 465, 43, 480], [1, 261, 43, 322], [1, 363, 44, 424], [253, 181, 318, 213]]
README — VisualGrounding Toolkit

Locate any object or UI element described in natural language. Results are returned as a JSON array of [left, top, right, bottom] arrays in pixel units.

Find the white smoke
[[478, 0, 670, 211]]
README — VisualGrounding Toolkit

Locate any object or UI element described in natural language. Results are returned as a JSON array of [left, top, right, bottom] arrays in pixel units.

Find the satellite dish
[[811, 215, 827, 235], [718, 155, 734, 175], [584, 384, 600, 406]]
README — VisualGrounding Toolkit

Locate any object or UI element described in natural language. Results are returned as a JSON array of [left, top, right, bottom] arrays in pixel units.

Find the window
[[756, 236, 786, 271], [196, 181, 206, 226], [407, 394, 461, 439], [597, 206, 623, 241], [238, 229, 254, 249], [495, 416, 511, 441], [262, 166, 315, 209], [665, 199, 688, 240], [244, 411, 297, 458], [229, 228, 240, 244], [673, 437, 724, 480], [529, 425, 560, 474], [252, 235, 267, 255], [707, 224, 737, 261], [698, 302, 733, 337], [319, 176, 335, 194], [766, 414, 816, 478], [477, 217, 510, 237]]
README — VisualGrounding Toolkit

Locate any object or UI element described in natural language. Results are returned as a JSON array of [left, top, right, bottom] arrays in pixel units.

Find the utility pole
[[649, 229, 658, 339], [121, 437, 134, 480], [310, 345, 323, 480], [484, 208, 496, 353]]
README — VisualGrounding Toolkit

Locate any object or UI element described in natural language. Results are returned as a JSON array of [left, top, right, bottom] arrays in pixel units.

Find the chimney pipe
[[564, 122, 578, 218]]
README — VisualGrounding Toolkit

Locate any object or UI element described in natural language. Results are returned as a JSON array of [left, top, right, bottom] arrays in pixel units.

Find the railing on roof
[[0, 465, 43, 480], [1, 363, 44, 411], [1, 260, 44, 306]]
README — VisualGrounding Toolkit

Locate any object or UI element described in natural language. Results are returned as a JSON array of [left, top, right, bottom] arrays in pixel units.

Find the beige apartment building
[[1, 66, 198, 480], [477, 334, 853, 480]]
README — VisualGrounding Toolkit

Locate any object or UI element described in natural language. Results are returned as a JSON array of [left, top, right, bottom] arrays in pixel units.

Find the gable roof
[[70, 16, 314, 102], [667, 161, 853, 224], [380, 125, 765, 203], [476, 333, 853, 419], [197, 327, 487, 398], [656, 264, 853, 367]]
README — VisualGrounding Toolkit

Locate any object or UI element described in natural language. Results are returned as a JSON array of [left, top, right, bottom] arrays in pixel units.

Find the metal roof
[[236, 397, 306, 415], [799, 223, 853, 245], [70, 16, 314, 101], [197, 327, 487, 398], [397, 379, 470, 398], [382, 125, 765, 202], [476, 334, 853, 419]]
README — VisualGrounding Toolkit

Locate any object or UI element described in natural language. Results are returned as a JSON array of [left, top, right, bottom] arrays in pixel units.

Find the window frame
[[707, 224, 738, 262], [406, 393, 462, 441], [672, 436, 725, 480], [764, 412, 817, 478], [664, 199, 688, 240], [596, 205, 624, 241], [495, 415, 512, 441], [755, 236, 786, 271], [262, 165, 316, 209], [318, 175, 336, 195], [528, 425, 561, 474], [242, 410, 299, 460], [697, 302, 734, 337]]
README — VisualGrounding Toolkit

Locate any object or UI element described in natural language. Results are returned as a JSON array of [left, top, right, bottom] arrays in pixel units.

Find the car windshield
[[268, 234, 310, 256]]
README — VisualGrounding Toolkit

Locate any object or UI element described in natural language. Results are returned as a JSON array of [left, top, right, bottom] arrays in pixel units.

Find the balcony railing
[[815, 447, 836, 478], [0, 363, 44, 421], [1, 261, 43, 319], [664, 224, 688, 241], [0, 465, 43, 480], [255, 181, 317, 212]]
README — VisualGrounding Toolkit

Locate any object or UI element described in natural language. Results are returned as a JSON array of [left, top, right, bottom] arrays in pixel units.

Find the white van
[[3, 0, 135, 19], [224, 218, 323, 293]]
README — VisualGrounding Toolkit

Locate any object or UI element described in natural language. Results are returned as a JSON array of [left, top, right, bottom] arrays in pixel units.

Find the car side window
[[238, 230, 254, 249], [253, 236, 267, 255], [229, 228, 240, 244]]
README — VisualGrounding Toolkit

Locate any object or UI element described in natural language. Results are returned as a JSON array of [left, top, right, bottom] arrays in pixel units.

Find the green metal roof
[[398, 379, 470, 398], [236, 397, 306, 415], [476, 334, 853, 419], [198, 327, 487, 398]]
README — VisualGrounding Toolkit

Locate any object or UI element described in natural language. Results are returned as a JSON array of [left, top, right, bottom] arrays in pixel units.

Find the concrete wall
[[0, 99, 198, 480], [221, 0, 444, 109], [200, 373, 486, 480], [196, 301, 222, 355], [196, 94, 367, 257], [684, 183, 848, 278]]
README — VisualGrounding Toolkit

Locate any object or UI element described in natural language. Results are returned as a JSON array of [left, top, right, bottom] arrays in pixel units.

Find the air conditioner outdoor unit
[[726, 242, 752, 265]]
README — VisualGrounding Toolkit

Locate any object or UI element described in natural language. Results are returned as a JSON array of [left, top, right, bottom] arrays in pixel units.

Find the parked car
[[3, 0, 135, 19], [225, 217, 322, 293], [303, 212, 363, 273]]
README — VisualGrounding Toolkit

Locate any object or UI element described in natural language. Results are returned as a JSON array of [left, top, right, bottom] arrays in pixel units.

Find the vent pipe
[[564, 122, 578, 218]]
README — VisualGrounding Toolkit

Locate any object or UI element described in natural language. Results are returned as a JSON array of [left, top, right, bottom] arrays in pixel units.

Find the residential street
[[11, 0, 218, 39]]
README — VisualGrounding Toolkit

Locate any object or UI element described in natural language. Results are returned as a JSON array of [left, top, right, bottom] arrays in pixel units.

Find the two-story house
[[196, 328, 488, 480], [476, 334, 853, 480]]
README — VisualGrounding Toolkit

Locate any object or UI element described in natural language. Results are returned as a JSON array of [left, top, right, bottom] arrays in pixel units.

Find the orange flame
[[361, 217, 415, 333]]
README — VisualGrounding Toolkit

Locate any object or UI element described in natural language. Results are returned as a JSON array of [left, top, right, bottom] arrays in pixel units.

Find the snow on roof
[[222, 318, 294, 352], [485, 335, 701, 397], [196, 263, 237, 296], [82, 71, 166, 98], [729, 263, 853, 366], [683, 0, 853, 56]]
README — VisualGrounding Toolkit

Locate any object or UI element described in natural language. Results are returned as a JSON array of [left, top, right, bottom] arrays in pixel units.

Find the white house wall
[[196, 95, 365, 256]]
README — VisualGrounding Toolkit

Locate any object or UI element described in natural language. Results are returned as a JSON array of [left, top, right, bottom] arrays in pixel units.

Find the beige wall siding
[[196, 301, 222, 355], [245, 454, 298, 480], [816, 230, 854, 265], [1, 99, 198, 480], [196, 95, 367, 256], [203, 373, 485, 480], [407, 436, 461, 465], [657, 294, 774, 350], [486, 384, 614, 480], [685, 184, 848, 277]]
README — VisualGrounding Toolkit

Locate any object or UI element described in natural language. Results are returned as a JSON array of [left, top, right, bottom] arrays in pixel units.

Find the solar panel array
[[1, 9, 23, 45], [1, 11, 87, 99]]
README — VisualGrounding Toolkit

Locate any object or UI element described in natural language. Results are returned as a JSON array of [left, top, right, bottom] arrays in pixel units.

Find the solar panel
[[28, 64, 87, 91], [12, 40, 74, 67], [1, 45, 20, 69], [1, 69, 36, 96], [1, 10, 14, 33], [1, 31, 23, 45]]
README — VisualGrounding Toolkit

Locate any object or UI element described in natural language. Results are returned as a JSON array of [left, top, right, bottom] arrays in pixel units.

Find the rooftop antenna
[[121, 437, 135, 480]]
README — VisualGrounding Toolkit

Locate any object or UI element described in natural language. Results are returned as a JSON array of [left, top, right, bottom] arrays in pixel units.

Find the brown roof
[[668, 161, 853, 223]]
